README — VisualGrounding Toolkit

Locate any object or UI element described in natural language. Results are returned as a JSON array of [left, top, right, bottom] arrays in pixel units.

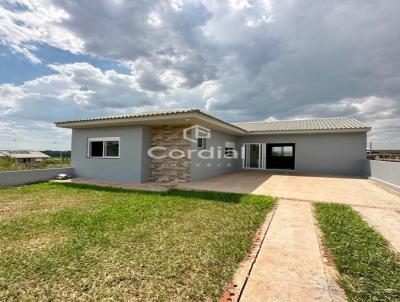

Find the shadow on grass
[[51, 182, 163, 196], [51, 182, 253, 203], [167, 189, 245, 203]]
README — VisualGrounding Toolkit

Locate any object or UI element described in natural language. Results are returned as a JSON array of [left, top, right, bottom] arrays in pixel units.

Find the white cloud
[[292, 96, 400, 149], [0, 0, 399, 149], [1, 62, 157, 119], [0, 62, 161, 149], [0, 0, 83, 63]]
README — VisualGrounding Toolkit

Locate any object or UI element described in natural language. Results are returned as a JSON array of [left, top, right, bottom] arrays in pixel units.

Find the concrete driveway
[[179, 171, 400, 301], [179, 170, 400, 251], [179, 171, 400, 210]]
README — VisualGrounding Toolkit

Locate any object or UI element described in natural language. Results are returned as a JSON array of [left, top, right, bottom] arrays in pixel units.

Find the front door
[[266, 143, 295, 170]]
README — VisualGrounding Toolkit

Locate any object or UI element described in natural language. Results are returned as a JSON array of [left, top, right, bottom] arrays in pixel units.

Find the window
[[271, 146, 293, 157], [90, 141, 103, 157], [224, 142, 235, 158], [105, 141, 119, 157], [88, 137, 120, 158], [224, 147, 234, 158], [197, 137, 206, 149], [271, 146, 282, 156], [283, 146, 293, 157]]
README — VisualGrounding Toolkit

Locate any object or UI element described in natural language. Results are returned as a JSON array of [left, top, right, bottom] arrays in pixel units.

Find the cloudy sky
[[0, 0, 399, 150]]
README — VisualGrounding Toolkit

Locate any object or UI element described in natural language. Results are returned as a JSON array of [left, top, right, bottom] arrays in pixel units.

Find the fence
[[0, 167, 73, 188], [364, 159, 400, 192]]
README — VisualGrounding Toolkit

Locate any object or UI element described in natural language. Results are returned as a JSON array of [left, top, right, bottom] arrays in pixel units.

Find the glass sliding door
[[243, 143, 266, 169], [266, 143, 295, 170]]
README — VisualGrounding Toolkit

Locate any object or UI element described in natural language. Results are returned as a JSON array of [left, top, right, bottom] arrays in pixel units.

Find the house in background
[[56, 109, 370, 183], [0, 150, 50, 163]]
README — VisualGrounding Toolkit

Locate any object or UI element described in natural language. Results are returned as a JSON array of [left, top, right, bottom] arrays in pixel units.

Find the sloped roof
[[55, 109, 370, 134], [56, 108, 199, 125], [0, 151, 50, 159], [232, 117, 370, 133], [55, 108, 246, 133]]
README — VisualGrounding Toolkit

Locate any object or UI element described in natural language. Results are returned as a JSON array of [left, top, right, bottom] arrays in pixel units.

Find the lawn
[[315, 203, 400, 302], [0, 183, 275, 301], [0, 157, 70, 172]]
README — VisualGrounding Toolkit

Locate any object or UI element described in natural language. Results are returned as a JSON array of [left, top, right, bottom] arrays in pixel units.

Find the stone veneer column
[[150, 125, 192, 183]]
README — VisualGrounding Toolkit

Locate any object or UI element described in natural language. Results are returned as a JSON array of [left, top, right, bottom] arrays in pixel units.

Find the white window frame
[[87, 137, 120, 158], [242, 143, 266, 169]]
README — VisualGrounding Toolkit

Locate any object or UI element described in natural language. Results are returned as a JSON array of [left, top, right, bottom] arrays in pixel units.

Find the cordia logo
[[147, 125, 243, 160], [147, 146, 241, 159], [183, 125, 211, 143]]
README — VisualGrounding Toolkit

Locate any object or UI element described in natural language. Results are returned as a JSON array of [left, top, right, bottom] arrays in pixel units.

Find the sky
[[0, 0, 399, 150]]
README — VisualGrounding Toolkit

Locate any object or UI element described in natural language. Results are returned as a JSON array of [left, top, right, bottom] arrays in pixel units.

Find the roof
[[55, 108, 246, 134], [56, 109, 200, 125], [232, 117, 370, 134], [0, 151, 50, 159], [55, 109, 370, 134]]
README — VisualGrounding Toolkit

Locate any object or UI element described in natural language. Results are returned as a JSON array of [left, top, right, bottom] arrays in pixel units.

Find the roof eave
[[244, 128, 371, 135], [55, 111, 246, 135]]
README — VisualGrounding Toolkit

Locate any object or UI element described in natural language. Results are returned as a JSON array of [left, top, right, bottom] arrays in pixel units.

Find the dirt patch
[[1, 233, 67, 253]]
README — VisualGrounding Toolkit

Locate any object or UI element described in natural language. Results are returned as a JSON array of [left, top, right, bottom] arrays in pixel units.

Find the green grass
[[315, 203, 400, 302], [0, 183, 275, 301], [0, 157, 70, 171]]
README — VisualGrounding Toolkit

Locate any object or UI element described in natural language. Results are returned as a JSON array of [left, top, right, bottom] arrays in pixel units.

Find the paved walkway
[[179, 171, 400, 253], [179, 172, 400, 300], [353, 206, 400, 252], [240, 200, 346, 302]]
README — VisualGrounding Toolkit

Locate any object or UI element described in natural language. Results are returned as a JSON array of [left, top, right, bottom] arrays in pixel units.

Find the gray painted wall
[[364, 159, 400, 192], [190, 129, 240, 181], [238, 132, 367, 176], [71, 126, 149, 182], [70, 123, 367, 183], [0, 167, 73, 187], [141, 126, 152, 182]]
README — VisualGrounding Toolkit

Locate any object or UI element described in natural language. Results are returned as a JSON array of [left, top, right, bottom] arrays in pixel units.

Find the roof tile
[[232, 117, 370, 132], [55, 109, 370, 133]]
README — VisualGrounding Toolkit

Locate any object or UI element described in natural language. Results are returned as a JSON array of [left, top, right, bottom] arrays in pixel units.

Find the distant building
[[367, 150, 400, 162], [0, 151, 50, 163]]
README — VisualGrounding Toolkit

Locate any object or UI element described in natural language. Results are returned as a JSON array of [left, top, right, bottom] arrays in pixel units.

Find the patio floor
[[177, 170, 400, 210]]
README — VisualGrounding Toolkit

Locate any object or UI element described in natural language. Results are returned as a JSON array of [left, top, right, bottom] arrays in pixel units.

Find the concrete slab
[[240, 200, 346, 302], [178, 171, 400, 210], [353, 206, 400, 253]]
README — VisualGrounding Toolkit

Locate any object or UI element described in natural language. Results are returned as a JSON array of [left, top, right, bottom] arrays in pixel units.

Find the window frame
[[87, 137, 120, 158]]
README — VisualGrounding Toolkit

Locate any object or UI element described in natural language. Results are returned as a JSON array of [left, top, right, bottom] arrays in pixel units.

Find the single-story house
[[55, 109, 370, 183], [0, 150, 50, 163]]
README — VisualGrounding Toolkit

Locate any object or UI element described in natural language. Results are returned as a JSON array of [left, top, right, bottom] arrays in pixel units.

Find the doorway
[[243, 143, 266, 169], [266, 143, 295, 170]]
